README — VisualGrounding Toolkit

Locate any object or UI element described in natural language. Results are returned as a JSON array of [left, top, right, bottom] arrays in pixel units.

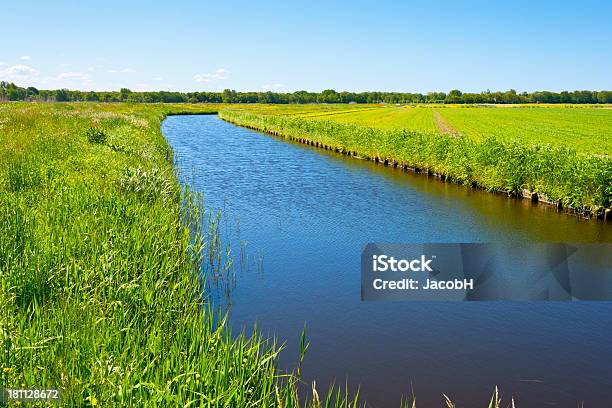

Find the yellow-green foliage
[[227, 104, 612, 155], [301, 107, 437, 133]]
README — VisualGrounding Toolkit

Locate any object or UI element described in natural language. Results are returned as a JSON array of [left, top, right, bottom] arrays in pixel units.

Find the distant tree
[[119, 88, 132, 101], [572, 90, 595, 104], [86, 91, 100, 101], [501, 89, 519, 104], [558, 91, 570, 103], [222, 89, 237, 103], [446, 89, 463, 103], [426, 92, 446, 103], [1, 83, 611, 105], [597, 91, 612, 104], [319, 89, 340, 103], [55, 89, 70, 102], [7, 87, 26, 101]]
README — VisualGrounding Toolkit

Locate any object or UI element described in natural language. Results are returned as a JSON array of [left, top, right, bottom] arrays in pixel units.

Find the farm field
[[438, 106, 612, 155], [231, 104, 612, 155]]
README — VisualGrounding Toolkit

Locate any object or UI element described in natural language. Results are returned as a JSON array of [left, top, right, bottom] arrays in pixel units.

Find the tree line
[[1, 81, 612, 104]]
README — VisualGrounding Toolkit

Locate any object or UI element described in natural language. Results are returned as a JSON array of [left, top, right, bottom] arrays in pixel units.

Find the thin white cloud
[[57, 71, 89, 80], [194, 68, 228, 83], [261, 83, 286, 90], [0, 64, 39, 81], [133, 82, 170, 91], [152, 76, 163, 81], [107, 68, 134, 74], [20, 55, 31, 61], [0, 62, 6, 66]]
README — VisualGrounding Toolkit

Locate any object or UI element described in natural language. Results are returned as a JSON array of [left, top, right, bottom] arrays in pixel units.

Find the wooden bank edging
[[220, 115, 611, 222]]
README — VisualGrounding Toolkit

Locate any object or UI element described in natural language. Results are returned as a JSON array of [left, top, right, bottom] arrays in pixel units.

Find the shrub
[[85, 126, 107, 144]]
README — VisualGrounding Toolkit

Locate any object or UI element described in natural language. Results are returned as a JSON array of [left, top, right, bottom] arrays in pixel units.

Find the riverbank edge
[[218, 110, 612, 222], [2, 103, 354, 406]]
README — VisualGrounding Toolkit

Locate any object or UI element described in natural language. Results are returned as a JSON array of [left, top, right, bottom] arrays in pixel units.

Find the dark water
[[162, 115, 612, 408]]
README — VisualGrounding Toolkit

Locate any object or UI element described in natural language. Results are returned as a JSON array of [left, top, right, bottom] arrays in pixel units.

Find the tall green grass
[[219, 109, 612, 215], [0, 102, 362, 406]]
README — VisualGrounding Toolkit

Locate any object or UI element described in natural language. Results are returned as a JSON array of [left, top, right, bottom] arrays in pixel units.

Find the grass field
[[0, 102, 362, 407], [439, 106, 612, 155], [229, 104, 612, 155]]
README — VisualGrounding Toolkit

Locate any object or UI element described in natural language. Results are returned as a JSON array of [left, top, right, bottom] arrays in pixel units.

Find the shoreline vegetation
[[0, 102, 604, 406], [219, 109, 612, 219]]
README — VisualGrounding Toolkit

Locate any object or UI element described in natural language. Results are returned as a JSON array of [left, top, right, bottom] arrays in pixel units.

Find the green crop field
[[300, 107, 438, 133], [437, 106, 612, 155], [228, 104, 612, 155]]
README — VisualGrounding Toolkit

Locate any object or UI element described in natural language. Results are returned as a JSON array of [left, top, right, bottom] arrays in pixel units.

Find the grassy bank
[[0, 102, 360, 406], [219, 109, 612, 216]]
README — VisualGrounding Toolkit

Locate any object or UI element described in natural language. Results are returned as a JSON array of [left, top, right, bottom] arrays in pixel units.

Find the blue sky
[[2, 1, 611, 93]]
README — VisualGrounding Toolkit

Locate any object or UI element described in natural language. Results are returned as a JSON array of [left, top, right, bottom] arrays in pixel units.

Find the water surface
[[163, 115, 612, 407]]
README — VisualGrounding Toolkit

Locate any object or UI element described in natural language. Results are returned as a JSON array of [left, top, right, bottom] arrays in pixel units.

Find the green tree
[[446, 89, 463, 103], [55, 89, 70, 102], [120, 88, 132, 101], [222, 89, 237, 103], [86, 91, 100, 101]]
